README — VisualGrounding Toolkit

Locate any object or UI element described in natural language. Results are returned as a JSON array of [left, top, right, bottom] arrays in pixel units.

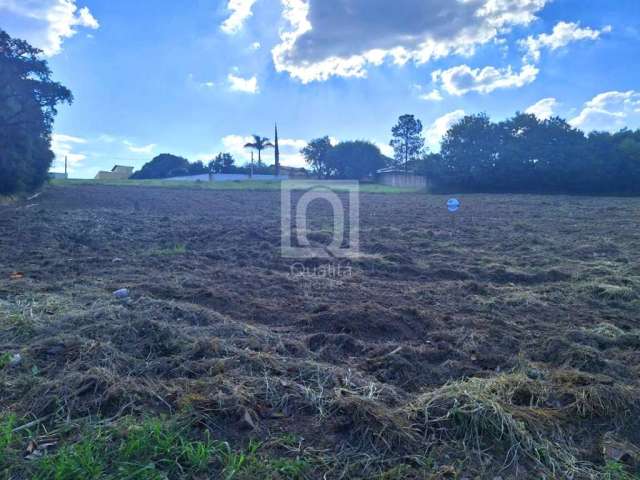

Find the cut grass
[[153, 243, 187, 256]]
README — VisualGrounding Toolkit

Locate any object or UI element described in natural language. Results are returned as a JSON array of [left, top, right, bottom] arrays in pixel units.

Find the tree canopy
[[0, 30, 72, 194], [427, 112, 640, 194], [326, 141, 389, 179], [390, 114, 425, 171], [131, 154, 193, 179], [209, 153, 236, 173], [301, 136, 333, 178]]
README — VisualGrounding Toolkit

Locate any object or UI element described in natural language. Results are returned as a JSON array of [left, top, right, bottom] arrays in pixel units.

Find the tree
[[131, 154, 191, 179], [325, 141, 389, 179], [244, 135, 274, 167], [390, 114, 425, 172], [208, 153, 235, 173], [188, 160, 208, 175], [435, 113, 497, 191], [0, 30, 73, 194], [301, 136, 333, 178]]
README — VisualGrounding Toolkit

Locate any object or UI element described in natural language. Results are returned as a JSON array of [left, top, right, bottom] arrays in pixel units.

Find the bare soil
[[1, 184, 640, 478]]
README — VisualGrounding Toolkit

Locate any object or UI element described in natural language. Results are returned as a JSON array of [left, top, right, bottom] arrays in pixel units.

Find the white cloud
[[221, 0, 257, 34], [570, 90, 640, 132], [433, 63, 538, 96], [123, 141, 156, 155], [221, 134, 307, 167], [426, 110, 466, 151], [374, 142, 394, 158], [520, 21, 611, 63], [51, 133, 87, 171], [525, 97, 559, 119], [420, 89, 443, 102], [227, 73, 259, 93], [251, 41, 261, 50], [272, 0, 548, 83], [0, 0, 99, 56]]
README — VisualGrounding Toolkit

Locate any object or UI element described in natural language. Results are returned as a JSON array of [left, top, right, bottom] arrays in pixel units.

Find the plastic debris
[[9, 353, 22, 367], [113, 288, 129, 299]]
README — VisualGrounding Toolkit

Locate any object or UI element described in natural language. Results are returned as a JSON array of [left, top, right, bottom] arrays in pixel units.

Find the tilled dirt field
[[1, 184, 640, 479]]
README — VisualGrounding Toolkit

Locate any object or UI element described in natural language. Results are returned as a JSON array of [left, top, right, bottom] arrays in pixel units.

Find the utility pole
[[250, 151, 254, 179], [274, 123, 280, 177]]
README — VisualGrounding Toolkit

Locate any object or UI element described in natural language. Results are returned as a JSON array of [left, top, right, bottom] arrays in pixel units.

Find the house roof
[[377, 167, 412, 174]]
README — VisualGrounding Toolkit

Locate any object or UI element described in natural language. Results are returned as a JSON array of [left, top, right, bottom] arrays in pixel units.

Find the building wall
[[95, 168, 133, 180], [378, 173, 427, 189], [162, 173, 289, 182]]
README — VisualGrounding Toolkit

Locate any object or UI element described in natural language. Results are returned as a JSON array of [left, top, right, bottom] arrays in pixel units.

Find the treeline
[[131, 153, 281, 180], [426, 113, 640, 195]]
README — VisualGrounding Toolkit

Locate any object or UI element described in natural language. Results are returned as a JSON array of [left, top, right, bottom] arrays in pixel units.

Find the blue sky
[[1, 0, 639, 177]]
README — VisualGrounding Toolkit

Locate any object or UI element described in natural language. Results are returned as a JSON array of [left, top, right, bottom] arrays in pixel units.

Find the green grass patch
[[50, 178, 421, 194], [3, 416, 311, 480], [153, 243, 187, 256]]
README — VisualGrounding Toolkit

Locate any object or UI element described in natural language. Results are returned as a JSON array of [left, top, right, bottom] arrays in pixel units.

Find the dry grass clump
[[584, 283, 636, 302], [406, 373, 600, 477], [332, 389, 417, 453]]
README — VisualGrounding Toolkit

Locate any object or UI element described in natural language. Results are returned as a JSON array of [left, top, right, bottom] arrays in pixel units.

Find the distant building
[[376, 167, 427, 189], [279, 166, 309, 178], [95, 165, 134, 180], [49, 172, 68, 180]]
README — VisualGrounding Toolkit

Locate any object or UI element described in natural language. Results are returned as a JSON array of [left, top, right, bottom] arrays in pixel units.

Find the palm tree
[[244, 135, 274, 169]]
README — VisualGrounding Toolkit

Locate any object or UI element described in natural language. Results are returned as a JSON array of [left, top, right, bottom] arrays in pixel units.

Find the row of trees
[[131, 151, 279, 180], [426, 113, 640, 194], [299, 115, 425, 179], [2, 27, 638, 195]]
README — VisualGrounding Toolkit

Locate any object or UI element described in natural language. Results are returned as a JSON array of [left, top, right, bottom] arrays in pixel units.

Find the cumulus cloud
[[570, 90, 640, 132], [221, 134, 307, 167], [272, 0, 548, 83], [420, 89, 443, 102], [51, 133, 87, 171], [426, 110, 466, 151], [520, 21, 611, 63], [0, 0, 99, 56], [374, 142, 394, 158], [525, 97, 559, 119], [227, 73, 259, 93], [221, 0, 258, 34], [432, 63, 538, 96], [123, 141, 156, 155]]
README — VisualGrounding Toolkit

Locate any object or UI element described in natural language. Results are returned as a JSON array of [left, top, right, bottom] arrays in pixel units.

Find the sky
[[1, 0, 639, 178]]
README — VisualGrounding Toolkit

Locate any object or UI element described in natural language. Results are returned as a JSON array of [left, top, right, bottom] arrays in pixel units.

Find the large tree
[[0, 30, 73, 194], [390, 114, 425, 172], [301, 136, 333, 178], [209, 153, 235, 173], [131, 154, 191, 179], [326, 141, 389, 179]]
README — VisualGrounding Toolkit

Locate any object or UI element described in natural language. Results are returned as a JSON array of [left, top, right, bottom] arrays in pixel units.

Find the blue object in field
[[447, 198, 460, 212]]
